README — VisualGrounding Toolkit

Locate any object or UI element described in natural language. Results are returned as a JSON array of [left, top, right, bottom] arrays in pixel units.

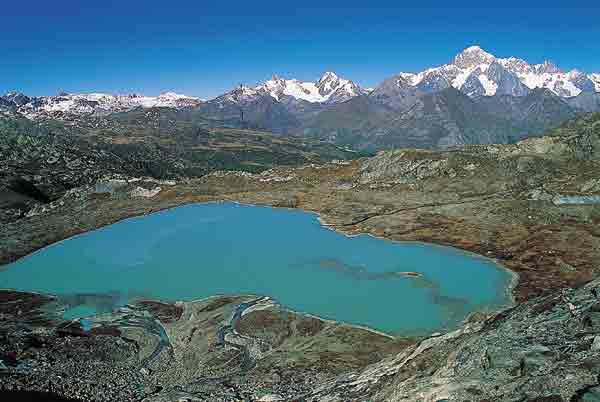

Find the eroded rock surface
[[0, 293, 410, 401]]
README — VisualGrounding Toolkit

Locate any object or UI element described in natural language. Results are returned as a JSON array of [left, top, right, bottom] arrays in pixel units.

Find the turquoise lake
[[0, 202, 514, 335]]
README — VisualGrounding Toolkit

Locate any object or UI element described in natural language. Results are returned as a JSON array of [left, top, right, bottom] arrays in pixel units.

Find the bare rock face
[[368, 75, 421, 110], [567, 92, 600, 113], [129, 186, 161, 198], [359, 150, 451, 184], [487, 62, 530, 97]]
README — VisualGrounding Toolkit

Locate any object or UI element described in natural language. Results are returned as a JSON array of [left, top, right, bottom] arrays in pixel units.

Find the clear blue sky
[[1, 0, 599, 99]]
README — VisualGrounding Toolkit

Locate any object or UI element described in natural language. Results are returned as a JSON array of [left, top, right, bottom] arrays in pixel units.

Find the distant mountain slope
[[544, 112, 600, 160], [477, 88, 578, 136], [302, 87, 586, 149], [194, 72, 366, 132], [194, 87, 303, 132], [0, 111, 364, 221], [566, 92, 600, 113]]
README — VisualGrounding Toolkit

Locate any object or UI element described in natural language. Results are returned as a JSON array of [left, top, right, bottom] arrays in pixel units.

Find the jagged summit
[[3, 91, 31, 106], [217, 72, 366, 104], [318, 71, 339, 83], [393, 45, 599, 98], [453, 45, 496, 69]]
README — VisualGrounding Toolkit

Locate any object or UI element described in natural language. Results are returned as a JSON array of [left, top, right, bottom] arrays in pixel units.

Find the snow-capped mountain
[[1, 91, 203, 119], [260, 72, 366, 104], [397, 46, 599, 98], [193, 72, 366, 134], [219, 72, 366, 105], [3, 48, 597, 125]]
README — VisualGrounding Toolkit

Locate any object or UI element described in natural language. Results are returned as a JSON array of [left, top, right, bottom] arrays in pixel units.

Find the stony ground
[[1, 114, 600, 400], [0, 292, 412, 401]]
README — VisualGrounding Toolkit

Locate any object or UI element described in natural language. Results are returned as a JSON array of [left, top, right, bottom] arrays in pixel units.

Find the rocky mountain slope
[[0, 111, 363, 223], [302, 86, 588, 149]]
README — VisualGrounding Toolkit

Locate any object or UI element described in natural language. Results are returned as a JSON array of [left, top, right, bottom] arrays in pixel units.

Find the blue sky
[[1, 0, 599, 98]]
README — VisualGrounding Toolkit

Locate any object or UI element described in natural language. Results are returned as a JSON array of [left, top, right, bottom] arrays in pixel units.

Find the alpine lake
[[0, 202, 515, 336]]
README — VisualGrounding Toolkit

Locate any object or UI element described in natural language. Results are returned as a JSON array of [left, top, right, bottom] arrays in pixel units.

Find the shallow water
[[0, 202, 514, 335]]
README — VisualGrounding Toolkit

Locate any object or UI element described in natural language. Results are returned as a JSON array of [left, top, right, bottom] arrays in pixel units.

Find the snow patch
[[517, 71, 582, 97], [452, 66, 476, 89], [19, 91, 203, 118], [478, 74, 498, 96]]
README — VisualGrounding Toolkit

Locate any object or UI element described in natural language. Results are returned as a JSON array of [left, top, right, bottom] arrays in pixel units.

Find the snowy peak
[[245, 72, 364, 104], [3, 91, 31, 106], [459, 61, 529, 97], [453, 45, 496, 69], [317, 71, 340, 85], [394, 46, 599, 98], [498, 57, 533, 75], [316, 71, 365, 103], [7, 91, 204, 119], [222, 85, 261, 103], [317, 71, 344, 95]]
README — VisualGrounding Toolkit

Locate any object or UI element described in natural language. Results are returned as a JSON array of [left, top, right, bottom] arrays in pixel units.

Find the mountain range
[[0, 91, 204, 120], [399, 46, 599, 98], [2, 46, 600, 150]]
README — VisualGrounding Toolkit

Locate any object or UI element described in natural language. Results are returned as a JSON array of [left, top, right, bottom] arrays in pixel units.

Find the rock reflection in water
[[315, 258, 422, 281], [315, 257, 471, 329]]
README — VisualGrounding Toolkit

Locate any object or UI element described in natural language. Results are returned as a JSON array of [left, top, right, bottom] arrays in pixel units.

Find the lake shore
[[2, 158, 598, 305]]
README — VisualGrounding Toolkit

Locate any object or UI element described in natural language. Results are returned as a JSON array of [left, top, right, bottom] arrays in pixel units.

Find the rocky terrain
[[302, 84, 595, 150], [1, 113, 600, 400], [0, 112, 363, 224]]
